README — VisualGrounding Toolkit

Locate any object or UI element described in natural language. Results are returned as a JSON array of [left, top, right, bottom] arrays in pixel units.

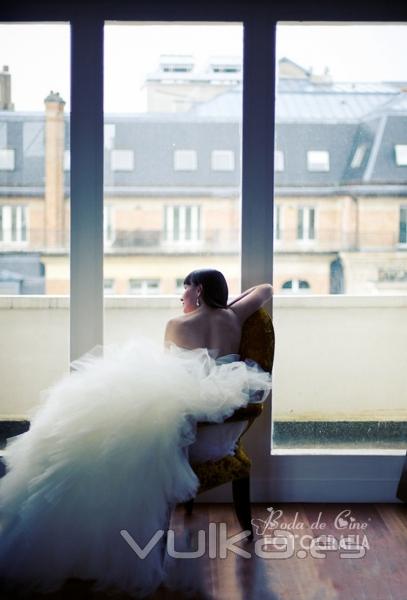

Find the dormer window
[[0, 149, 15, 171], [350, 144, 367, 169], [395, 145, 407, 166], [173, 149, 197, 171], [211, 150, 235, 171], [307, 150, 330, 172], [275, 150, 284, 172], [111, 149, 134, 171]]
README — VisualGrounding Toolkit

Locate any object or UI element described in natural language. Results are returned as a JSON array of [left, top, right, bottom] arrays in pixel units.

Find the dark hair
[[183, 269, 228, 309]]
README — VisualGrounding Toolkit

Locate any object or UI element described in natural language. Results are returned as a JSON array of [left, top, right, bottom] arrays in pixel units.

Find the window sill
[[271, 447, 406, 456]]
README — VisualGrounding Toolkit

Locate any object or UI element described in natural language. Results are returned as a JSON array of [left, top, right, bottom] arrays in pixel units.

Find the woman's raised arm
[[227, 283, 273, 323]]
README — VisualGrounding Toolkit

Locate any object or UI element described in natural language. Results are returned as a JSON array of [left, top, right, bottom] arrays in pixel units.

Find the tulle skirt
[[0, 338, 271, 597]]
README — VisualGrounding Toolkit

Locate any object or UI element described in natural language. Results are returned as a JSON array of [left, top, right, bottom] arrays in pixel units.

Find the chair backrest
[[238, 307, 275, 374]]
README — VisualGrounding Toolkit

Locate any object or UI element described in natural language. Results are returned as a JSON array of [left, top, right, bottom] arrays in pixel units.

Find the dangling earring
[[196, 296, 201, 307]]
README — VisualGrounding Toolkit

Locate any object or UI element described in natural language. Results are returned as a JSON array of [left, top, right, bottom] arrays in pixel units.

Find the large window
[[164, 205, 201, 244], [274, 22, 407, 451], [275, 22, 407, 296], [0, 24, 70, 296], [0, 22, 70, 417], [103, 22, 243, 314], [0, 205, 27, 244], [1, 10, 406, 503], [297, 206, 315, 241]]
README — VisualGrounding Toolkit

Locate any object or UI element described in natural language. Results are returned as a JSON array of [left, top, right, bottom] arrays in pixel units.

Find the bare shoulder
[[164, 314, 193, 347]]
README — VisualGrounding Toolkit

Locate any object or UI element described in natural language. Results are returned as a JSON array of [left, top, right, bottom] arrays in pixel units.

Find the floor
[[1, 502, 406, 600]]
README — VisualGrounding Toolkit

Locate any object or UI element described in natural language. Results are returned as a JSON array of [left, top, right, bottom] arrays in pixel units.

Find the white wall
[[1, 295, 406, 421], [272, 295, 407, 421]]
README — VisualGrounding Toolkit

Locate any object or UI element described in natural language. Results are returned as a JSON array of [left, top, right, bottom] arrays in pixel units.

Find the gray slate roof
[[1, 78, 407, 195]]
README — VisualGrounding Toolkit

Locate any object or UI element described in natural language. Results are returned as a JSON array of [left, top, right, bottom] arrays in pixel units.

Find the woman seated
[[0, 268, 272, 598]]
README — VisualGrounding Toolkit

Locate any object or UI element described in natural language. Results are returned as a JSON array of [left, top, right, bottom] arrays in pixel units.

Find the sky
[[0, 22, 407, 113]]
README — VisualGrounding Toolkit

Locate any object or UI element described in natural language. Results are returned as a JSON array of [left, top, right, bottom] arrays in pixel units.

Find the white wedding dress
[[0, 338, 271, 598]]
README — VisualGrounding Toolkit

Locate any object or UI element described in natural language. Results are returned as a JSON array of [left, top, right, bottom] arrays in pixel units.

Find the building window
[[104, 205, 115, 245], [128, 279, 161, 294], [64, 150, 70, 171], [297, 207, 315, 241], [274, 205, 281, 240], [111, 149, 134, 171], [0, 123, 6, 148], [350, 144, 367, 169], [281, 279, 311, 293], [173, 149, 197, 171], [164, 205, 201, 243], [104, 278, 115, 293], [307, 150, 330, 172], [275, 150, 284, 172], [0, 205, 27, 243], [0, 149, 15, 171], [23, 122, 44, 157], [175, 278, 185, 293], [211, 150, 235, 171], [400, 207, 407, 244], [104, 124, 116, 150], [395, 145, 407, 166]]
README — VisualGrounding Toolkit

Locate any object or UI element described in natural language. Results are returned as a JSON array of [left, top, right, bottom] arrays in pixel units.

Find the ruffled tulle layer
[[0, 338, 271, 597]]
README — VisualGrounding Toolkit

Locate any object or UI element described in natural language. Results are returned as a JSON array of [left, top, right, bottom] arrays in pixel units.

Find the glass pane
[[104, 22, 243, 343], [273, 22, 407, 449], [0, 23, 70, 419]]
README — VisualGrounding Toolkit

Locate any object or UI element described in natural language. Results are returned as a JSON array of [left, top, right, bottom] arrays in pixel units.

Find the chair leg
[[184, 498, 195, 516], [232, 476, 253, 539]]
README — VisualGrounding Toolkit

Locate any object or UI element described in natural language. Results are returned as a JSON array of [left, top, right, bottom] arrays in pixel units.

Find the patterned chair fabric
[[190, 307, 274, 494]]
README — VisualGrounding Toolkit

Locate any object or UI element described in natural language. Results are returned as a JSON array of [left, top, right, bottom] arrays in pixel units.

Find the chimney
[[44, 91, 65, 248], [0, 66, 14, 110]]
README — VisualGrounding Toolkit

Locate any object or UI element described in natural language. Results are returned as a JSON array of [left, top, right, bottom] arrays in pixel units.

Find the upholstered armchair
[[184, 307, 275, 539]]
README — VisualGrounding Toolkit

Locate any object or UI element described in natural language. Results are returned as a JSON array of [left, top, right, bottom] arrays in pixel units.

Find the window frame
[[173, 149, 198, 171], [71, 15, 405, 504], [128, 278, 161, 294], [307, 149, 330, 172], [163, 204, 202, 244], [3, 5, 402, 503], [104, 204, 116, 246], [297, 206, 316, 242], [395, 144, 407, 167], [274, 149, 284, 172], [0, 148, 15, 171], [0, 204, 28, 244], [211, 149, 235, 171], [110, 148, 134, 171], [399, 205, 407, 245]]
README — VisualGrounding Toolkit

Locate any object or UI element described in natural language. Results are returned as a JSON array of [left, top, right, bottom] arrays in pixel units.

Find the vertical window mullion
[[21, 206, 27, 242], [304, 208, 310, 240], [179, 206, 186, 241], [4, 207, 11, 242], [309, 207, 315, 240], [11, 206, 17, 241], [241, 15, 275, 477], [298, 207, 304, 239], [400, 207, 407, 244], [241, 16, 275, 291], [70, 18, 104, 362], [173, 207, 180, 241]]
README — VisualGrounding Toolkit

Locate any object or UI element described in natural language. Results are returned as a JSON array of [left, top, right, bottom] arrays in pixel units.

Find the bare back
[[166, 308, 242, 356], [164, 282, 273, 355]]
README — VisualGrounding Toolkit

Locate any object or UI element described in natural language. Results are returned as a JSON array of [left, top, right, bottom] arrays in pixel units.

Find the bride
[[0, 268, 272, 598]]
